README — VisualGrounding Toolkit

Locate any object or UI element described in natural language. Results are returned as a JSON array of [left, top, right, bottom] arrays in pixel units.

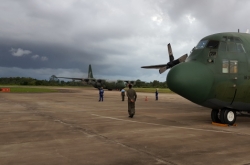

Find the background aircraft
[[142, 32, 250, 125], [56, 65, 135, 90]]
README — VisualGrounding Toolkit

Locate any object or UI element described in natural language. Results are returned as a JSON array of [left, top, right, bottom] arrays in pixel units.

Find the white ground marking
[[91, 114, 250, 136]]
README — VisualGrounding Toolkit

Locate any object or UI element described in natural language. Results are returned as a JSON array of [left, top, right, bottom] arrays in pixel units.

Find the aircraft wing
[[56, 76, 102, 83], [56, 77, 84, 81]]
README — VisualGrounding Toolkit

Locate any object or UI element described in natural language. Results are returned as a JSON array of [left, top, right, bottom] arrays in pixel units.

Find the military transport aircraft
[[142, 32, 250, 125], [56, 65, 135, 90]]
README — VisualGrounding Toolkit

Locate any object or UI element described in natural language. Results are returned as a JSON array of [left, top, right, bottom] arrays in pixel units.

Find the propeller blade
[[168, 43, 174, 62], [141, 64, 166, 69], [159, 66, 168, 74], [178, 54, 188, 63]]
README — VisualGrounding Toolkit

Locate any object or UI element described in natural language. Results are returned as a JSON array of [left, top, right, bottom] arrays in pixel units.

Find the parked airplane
[[142, 32, 250, 125], [56, 65, 135, 90]]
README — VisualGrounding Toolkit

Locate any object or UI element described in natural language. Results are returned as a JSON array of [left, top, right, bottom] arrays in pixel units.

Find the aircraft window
[[221, 36, 227, 42], [206, 40, 219, 49], [234, 37, 243, 43], [227, 36, 234, 42], [227, 42, 237, 52], [219, 42, 227, 51], [222, 60, 238, 73], [195, 40, 208, 49], [222, 60, 229, 73], [236, 43, 246, 53], [230, 60, 238, 73], [222, 36, 242, 42]]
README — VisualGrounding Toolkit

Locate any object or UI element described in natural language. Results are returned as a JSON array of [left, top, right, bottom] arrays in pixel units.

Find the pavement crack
[[52, 119, 176, 165]]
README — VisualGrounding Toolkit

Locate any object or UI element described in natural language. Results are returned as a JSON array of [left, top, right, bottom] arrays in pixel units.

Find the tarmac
[[1, 87, 250, 165]]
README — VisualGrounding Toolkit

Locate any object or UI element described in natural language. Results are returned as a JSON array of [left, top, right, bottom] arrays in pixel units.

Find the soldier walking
[[121, 88, 125, 101], [99, 87, 104, 102], [126, 84, 137, 118]]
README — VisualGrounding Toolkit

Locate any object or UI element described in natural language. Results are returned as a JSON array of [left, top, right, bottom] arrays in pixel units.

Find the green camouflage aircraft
[[142, 32, 250, 125], [57, 65, 135, 90]]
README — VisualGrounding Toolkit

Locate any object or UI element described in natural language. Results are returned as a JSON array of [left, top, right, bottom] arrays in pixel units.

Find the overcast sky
[[0, 0, 249, 82]]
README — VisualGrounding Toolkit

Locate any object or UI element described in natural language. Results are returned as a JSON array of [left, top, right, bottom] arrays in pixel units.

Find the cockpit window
[[234, 37, 242, 43], [219, 36, 246, 53], [194, 37, 245, 53], [221, 36, 227, 42], [222, 36, 243, 43], [206, 40, 219, 49], [236, 43, 246, 53], [195, 40, 208, 49], [227, 36, 234, 42]]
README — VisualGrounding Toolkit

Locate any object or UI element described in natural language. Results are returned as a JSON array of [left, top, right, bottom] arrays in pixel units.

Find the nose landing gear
[[211, 109, 237, 125]]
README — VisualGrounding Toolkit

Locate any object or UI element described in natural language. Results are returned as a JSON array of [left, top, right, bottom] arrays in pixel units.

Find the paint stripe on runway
[[91, 114, 250, 136]]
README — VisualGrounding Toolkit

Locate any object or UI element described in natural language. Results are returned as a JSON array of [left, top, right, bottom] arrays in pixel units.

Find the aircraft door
[[214, 59, 236, 105], [219, 57, 247, 106], [216, 38, 247, 106], [227, 40, 248, 105], [203, 40, 235, 105], [230, 58, 248, 106]]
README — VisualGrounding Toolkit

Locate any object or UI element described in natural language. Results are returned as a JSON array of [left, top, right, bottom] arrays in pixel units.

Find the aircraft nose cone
[[167, 62, 214, 104]]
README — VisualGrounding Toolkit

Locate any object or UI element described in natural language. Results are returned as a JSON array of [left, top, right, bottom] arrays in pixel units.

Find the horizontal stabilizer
[[124, 80, 136, 85]]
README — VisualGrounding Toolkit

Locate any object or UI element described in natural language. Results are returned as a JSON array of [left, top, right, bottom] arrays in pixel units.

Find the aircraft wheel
[[220, 109, 226, 124], [211, 109, 220, 123], [223, 110, 236, 125]]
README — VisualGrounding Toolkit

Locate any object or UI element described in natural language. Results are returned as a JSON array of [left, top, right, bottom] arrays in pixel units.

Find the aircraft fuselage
[[166, 32, 250, 125], [92, 80, 126, 90]]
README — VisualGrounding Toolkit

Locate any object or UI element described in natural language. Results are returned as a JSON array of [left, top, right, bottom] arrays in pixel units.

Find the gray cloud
[[0, 0, 250, 82]]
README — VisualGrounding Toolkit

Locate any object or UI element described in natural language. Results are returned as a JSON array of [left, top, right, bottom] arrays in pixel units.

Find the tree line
[[0, 75, 168, 88]]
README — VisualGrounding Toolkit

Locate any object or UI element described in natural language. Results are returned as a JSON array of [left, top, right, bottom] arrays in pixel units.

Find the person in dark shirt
[[155, 88, 158, 101], [99, 87, 104, 102]]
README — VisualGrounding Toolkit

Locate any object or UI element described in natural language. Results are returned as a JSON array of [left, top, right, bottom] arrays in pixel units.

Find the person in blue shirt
[[121, 88, 125, 101], [99, 87, 104, 102], [155, 88, 158, 101]]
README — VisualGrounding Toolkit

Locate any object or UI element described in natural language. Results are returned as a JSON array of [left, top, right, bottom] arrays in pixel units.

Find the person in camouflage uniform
[[126, 84, 137, 118]]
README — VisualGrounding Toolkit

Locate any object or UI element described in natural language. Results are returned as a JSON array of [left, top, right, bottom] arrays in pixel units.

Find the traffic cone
[[145, 96, 148, 101]]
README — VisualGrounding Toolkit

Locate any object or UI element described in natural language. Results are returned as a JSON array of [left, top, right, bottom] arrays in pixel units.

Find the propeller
[[141, 43, 188, 74], [168, 43, 174, 62]]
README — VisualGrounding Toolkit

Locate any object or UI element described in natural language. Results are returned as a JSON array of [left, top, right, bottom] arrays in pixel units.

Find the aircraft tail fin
[[88, 64, 94, 78]]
